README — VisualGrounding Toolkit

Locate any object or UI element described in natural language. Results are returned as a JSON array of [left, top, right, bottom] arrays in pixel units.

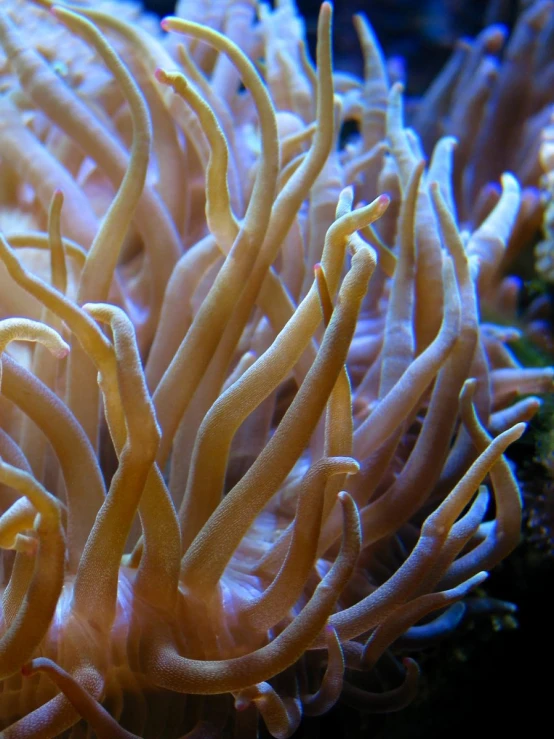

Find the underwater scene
[[0, 0, 552, 737]]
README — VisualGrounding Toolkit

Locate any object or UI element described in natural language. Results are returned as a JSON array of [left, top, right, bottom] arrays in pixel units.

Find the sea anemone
[[0, 0, 552, 737]]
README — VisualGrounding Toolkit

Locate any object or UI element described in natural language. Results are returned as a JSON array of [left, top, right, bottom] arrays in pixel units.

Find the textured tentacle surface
[[0, 1, 551, 737]]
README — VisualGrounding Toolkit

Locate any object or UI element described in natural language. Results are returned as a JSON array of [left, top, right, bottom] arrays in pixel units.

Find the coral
[[0, 0, 551, 737]]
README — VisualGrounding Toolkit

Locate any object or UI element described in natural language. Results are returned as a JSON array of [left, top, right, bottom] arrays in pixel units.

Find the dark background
[[143, 0, 501, 93]]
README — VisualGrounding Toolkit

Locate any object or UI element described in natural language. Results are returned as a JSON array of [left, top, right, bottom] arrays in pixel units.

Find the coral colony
[[0, 0, 553, 736]]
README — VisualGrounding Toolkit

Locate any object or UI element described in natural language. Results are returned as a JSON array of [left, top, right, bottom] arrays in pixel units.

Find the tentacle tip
[[234, 696, 250, 712], [319, 2, 333, 23], [401, 657, 421, 679], [513, 421, 528, 437], [154, 68, 167, 84], [461, 377, 477, 397], [338, 491, 355, 510], [53, 342, 70, 359], [500, 171, 519, 188], [49, 5, 65, 19], [160, 16, 176, 32], [21, 663, 34, 678], [401, 657, 418, 669], [489, 22, 509, 39], [475, 570, 489, 585]]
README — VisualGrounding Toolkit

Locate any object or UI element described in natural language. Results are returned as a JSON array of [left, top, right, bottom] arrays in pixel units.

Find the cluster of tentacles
[[0, 0, 552, 737]]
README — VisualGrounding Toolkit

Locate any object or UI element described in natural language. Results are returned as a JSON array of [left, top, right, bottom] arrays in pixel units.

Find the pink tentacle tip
[[53, 343, 71, 359], [154, 68, 166, 84], [160, 18, 171, 32], [234, 696, 250, 712]]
